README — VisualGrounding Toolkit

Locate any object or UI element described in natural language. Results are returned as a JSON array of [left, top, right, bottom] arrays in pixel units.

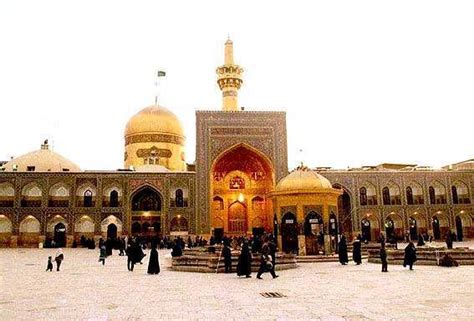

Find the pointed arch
[[452, 181, 470, 204], [48, 182, 70, 207], [360, 182, 377, 205], [131, 185, 162, 211], [21, 183, 42, 207], [429, 181, 446, 204], [0, 182, 15, 207]]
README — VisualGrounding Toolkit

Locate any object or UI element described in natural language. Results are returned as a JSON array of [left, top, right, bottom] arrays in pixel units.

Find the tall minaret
[[216, 39, 244, 111]]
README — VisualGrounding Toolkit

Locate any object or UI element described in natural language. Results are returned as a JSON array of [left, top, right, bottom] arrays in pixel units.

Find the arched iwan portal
[[210, 144, 274, 236]]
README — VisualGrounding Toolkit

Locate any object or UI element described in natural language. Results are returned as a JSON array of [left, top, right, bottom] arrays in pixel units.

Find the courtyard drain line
[[260, 292, 286, 298]]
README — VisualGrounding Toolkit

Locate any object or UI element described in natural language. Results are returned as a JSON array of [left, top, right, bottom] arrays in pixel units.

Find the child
[[46, 256, 53, 272]]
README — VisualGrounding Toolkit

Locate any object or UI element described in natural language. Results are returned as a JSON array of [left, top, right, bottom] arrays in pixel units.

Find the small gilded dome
[[125, 105, 184, 139], [2, 141, 81, 172], [276, 166, 333, 192]]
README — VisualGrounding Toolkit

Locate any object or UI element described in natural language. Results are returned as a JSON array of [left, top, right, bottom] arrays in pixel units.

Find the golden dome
[[275, 166, 333, 192], [2, 141, 81, 172], [125, 105, 184, 139]]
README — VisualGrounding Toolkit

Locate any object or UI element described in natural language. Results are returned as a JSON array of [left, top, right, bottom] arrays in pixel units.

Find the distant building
[[0, 40, 472, 254]]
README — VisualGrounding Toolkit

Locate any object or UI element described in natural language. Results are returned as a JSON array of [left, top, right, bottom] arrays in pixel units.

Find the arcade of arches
[[210, 145, 274, 237]]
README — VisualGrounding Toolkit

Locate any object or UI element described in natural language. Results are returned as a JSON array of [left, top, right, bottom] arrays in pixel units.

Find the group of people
[[220, 234, 279, 280], [337, 233, 418, 272], [338, 234, 363, 266]]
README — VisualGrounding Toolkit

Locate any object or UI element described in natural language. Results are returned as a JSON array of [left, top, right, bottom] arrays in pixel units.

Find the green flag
[[157, 70, 166, 77]]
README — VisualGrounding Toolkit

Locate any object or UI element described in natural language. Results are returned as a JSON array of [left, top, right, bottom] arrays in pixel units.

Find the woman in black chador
[[236, 242, 252, 278], [352, 237, 362, 265], [445, 232, 453, 249], [147, 244, 160, 275], [338, 235, 349, 265], [222, 242, 232, 273], [380, 242, 388, 272], [403, 242, 417, 270]]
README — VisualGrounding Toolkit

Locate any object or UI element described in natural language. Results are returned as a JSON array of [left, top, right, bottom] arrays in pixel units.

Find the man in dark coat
[[256, 241, 278, 279], [338, 235, 349, 265], [222, 242, 232, 273], [237, 242, 252, 278], [403, 242, 417, 270], [147, 244, 160, 275], [352, 238, 362, 265], [380, 243, 388, 272], [268, 235, 277, 271]]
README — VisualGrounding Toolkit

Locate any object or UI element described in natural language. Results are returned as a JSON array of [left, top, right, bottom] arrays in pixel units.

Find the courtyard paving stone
[[1, 243, 473, 320]]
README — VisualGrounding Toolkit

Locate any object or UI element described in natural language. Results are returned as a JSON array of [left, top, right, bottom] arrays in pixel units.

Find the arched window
[[382, 187, 390, 205], [406, 187, 414, 205], [110, 190, 119, 207], [452, 186, 459, 204], [213, 196, 224, 210], [429, 186, 436, 205], [359, 187, 367, 206], [175, 189, 184, 207], [84, 190, 93, 207]]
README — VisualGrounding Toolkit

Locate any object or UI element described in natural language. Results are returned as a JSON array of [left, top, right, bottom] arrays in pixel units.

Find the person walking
[[256, 240, 278, 279], [338, 235, 349, 265], [237, 242, 252, 278], [99, 244, 106, 265], [147, 244, 160, 275], [268, 235, 277, 272], [352, 237, 362, 265], [403, 242, 417, 270], [222, 242, 232, 273], [126, 243, 134, 271], [380, 243, 388, 272], [54, 248, 64, 271]]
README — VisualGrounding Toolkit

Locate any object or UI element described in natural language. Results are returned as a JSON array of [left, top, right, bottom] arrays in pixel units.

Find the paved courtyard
[[1, 243, 474, 320]]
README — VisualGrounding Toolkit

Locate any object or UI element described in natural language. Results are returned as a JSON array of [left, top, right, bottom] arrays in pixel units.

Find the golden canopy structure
[[124, 104, 186, 171], [269, 165, 342, 255]]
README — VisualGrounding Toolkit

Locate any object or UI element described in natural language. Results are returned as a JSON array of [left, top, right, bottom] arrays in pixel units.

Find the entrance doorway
[[281, 212, 298, 254], [54, 222, 66, 247], [304, 212, 323, 255], [107, 223, 117, 239]]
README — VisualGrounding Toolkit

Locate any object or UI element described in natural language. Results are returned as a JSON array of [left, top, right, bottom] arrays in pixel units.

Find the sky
[[0, 0, 473, 171]]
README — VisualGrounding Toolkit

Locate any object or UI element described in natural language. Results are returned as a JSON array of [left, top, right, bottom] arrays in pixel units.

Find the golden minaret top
[[216, 39, 244, 111]]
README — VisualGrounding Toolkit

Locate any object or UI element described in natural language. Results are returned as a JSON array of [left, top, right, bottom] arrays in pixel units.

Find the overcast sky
[[0, 1, 473, 171]]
